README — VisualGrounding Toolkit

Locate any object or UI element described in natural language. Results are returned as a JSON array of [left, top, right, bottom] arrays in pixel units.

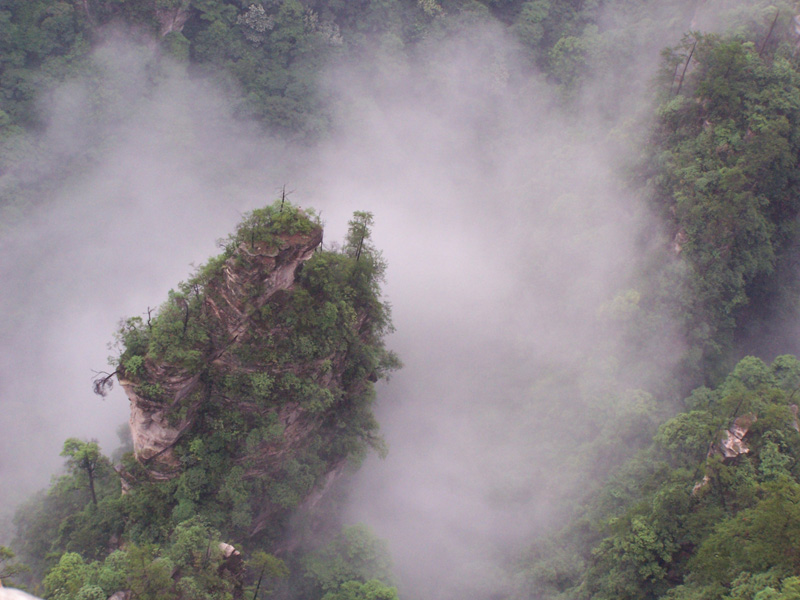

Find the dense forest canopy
[[5, 1, 800, 600]]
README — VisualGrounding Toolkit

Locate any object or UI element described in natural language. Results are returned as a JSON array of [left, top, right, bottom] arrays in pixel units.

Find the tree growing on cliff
[[345, 211, 375, 263], [60, 439, 106, 506]]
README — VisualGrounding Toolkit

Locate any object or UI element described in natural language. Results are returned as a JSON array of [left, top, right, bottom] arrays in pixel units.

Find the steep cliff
[[107, 202, 399, 539]]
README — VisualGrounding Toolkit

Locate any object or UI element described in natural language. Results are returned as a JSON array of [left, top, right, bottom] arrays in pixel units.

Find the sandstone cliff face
[[123, 384, 190, 477]]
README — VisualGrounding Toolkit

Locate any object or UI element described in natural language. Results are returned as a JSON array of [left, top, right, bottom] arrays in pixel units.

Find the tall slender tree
[[60, 439, 105, 506]]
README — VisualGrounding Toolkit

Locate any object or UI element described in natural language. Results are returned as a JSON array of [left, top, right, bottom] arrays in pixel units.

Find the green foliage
[[321, 579, 400, 600], [224, 201, 319, 250], [692, 476, 800, 587], [60, 439, 106, 506], [13, 439, 122, 581], [43, 552, 92, 600], [655, 410, 722, 467], [0, 0, 90, 129], [529, 355, 800, 600], [301, 524, 395, 597], [124, 545, 177, 600], [589, 514, 680, 599], [248, 551, 289, 599], [0, 0, 700, 171], [0, 545, 29, 586], [36, 518, 238, 600], [646, 31, 800, 380], [94, 550, 127, 595], [344, 211, 374, 262]]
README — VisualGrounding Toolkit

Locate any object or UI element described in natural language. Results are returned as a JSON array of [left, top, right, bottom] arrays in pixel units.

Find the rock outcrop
[[218, 542, 244, 576], [110, 203, 397, 538], [718, 413, 756, 459], [156, 0, 192, 37], [693, 414, 756, 494], [121, 225, 322, 477]]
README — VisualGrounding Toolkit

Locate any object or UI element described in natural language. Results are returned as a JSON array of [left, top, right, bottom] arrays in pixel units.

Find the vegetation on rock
[[13, 201, 399, 600]]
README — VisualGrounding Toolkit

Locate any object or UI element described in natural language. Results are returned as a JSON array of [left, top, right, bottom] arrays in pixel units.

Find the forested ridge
[[6, 1, 800, 600]]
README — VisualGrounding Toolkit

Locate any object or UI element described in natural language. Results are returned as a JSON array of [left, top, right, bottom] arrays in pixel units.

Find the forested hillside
[[6, 1, 800, 600]]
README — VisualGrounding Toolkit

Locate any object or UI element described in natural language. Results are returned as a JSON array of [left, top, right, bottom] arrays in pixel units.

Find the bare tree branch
[[92, 370, 118, 397]]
